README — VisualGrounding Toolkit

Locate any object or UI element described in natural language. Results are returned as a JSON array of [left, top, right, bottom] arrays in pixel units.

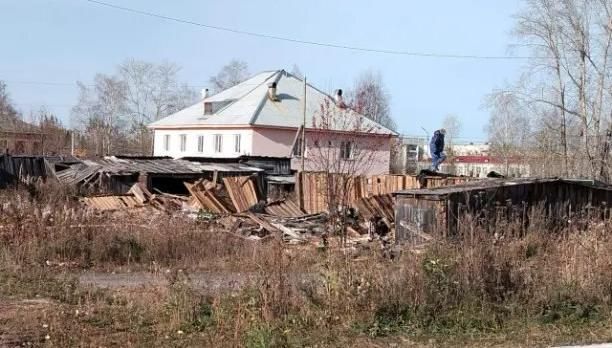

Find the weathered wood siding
[[395, 180, 612, 242]]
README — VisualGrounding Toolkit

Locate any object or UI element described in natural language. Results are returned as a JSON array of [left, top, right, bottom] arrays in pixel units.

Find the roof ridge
[[212, 70, 279, 117], [248, 70, 284, 125]]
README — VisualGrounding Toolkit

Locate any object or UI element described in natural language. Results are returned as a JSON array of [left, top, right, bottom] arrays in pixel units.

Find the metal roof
[[394, 177, 612, 198], [266, 175, 296, 184], [55, 156, 262, 185], [395, 177, 561, 197], [149, 70, 397, 135]]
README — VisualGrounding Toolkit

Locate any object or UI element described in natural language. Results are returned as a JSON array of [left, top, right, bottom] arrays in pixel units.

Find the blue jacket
[[430, 130, 445, 154]]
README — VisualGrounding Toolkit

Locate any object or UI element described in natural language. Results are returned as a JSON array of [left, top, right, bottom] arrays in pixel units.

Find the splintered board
[[185, 180, 233, 214], [81, 195, 142, 211], [222, 176, 259, 213]]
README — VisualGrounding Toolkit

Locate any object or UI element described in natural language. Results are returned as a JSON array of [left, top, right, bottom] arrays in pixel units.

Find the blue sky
[[0, 0, 525, 140]]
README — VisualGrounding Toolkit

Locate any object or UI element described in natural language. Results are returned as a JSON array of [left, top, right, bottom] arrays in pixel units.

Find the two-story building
[[149, 70, 397, 175]]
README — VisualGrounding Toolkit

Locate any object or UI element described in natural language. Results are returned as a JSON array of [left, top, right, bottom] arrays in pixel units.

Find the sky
[[0, 0, 526, 141]]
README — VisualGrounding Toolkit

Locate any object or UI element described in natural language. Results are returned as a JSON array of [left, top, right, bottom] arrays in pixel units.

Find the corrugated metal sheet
[[55, 156, 263, 186], [149, 70, 396, 135]]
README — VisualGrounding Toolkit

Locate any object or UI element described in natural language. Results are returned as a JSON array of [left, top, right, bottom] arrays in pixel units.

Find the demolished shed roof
[[55, 156, 263, 186]]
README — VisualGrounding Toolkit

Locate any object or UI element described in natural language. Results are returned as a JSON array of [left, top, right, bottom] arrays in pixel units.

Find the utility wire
[[2, 80, 207, 88], [84, 0, 539, 60]]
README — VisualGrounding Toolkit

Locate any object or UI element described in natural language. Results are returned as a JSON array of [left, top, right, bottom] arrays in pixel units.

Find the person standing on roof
[[429, 129, 446, 172]]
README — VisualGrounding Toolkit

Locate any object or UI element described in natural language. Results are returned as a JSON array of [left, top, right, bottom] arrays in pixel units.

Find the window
[[293, 136, 305, 157], [32, 142, 41, 154], [163, 134, 171, 151], [233, 134, 241, 153], [204, 102, 213, 115], [179, 134, 187, 152], [340, 141, 354, 160], [197, 135, 204, 153], [15, 141, 25, 154], [214, 134, 223, 153], [0, 139, 7, 152]]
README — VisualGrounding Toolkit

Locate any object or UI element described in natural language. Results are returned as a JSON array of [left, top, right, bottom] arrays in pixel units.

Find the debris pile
[[78, 175, 384, 247], [81, 182, 188, 212]]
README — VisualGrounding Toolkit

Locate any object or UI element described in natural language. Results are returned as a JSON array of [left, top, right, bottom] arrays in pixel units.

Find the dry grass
[[0, 187, 612, 347]]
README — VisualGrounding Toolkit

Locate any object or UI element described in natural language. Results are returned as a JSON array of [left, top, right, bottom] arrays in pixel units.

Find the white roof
[[149, 70, 396, 135]]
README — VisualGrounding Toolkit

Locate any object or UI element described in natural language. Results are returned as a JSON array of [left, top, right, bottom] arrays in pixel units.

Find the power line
[[4, 81, 78, 87], [2, 79, 207, 88], [84, 0, 539, 60]]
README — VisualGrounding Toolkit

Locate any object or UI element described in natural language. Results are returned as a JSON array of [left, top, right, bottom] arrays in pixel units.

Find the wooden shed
[[393, 178, 612, 242]]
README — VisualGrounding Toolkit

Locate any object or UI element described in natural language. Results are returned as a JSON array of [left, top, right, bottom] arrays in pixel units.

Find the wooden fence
[[298, 172, 474, 213]]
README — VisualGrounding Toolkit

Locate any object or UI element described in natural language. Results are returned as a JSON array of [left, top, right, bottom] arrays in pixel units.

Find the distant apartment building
[[414, 141, 530, 177], [390, 136, 427, 174], [440, 155, 531, 178]]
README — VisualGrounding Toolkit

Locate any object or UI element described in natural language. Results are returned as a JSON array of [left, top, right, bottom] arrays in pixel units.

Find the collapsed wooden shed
[[393, 178, 612, 242], [54, 156, 263, 194]]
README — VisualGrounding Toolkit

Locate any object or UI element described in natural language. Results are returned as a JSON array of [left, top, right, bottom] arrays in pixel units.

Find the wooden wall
[[395, 180, 612, 242], [298, 172, 474, 214]]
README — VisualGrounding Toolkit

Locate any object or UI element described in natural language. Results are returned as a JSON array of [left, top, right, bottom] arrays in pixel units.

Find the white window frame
[[214, 134, 223, 153], [197, 135, 205, 153], [163, 134, 171, 151], [179, 134, 187, 152], [233, 134, 241, 153]]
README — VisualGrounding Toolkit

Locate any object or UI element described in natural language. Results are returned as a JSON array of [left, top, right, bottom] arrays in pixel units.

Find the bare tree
[[72, 75, 126, 155], [509, 0, 612, 180], [485, 92, 531, 176], [119, 59, 197, 154], [0, 81, 18, 118], [209, 59, 250, 92], [305, 98, 390, 245], [350, 70, 396, 131], [72, 59, 197, 155], [442, 114, 462, 151], [36, 107, 70, 155]]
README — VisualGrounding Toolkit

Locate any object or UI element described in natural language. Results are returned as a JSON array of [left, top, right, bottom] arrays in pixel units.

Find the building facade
[[149, 70, 397, 175], [0, 117, 45, 155]]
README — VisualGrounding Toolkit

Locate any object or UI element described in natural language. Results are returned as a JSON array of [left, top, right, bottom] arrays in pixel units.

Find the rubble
[[222, 176, 259, 212], [185, 179, 233, 214]]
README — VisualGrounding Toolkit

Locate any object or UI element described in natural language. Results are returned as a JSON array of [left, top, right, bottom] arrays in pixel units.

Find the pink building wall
[[250, 127, 296, 157], [252, 127, 392, 175]]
